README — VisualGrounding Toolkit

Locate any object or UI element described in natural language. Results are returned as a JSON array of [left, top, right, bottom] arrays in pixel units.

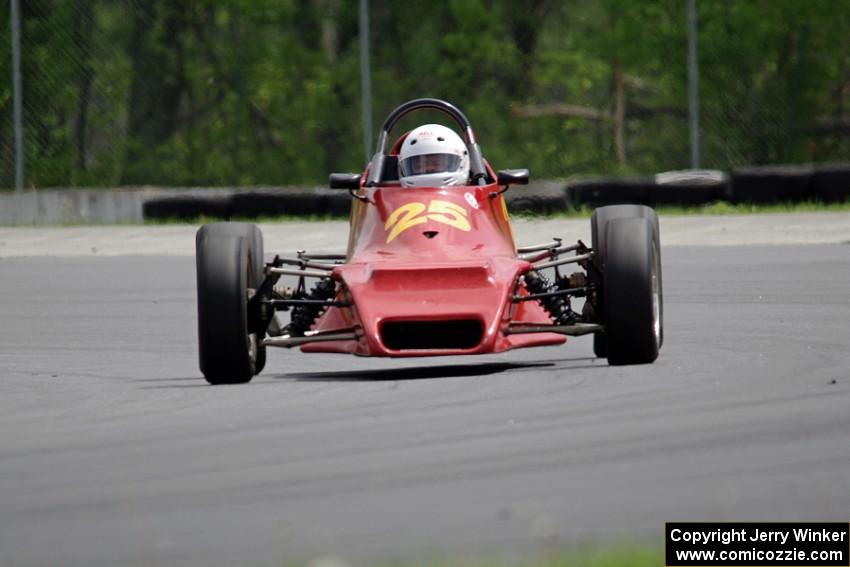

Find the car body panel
[[302, 183, 565, 357]]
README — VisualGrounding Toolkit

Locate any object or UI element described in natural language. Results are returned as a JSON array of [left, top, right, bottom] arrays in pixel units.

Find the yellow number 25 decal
[[384, 200, 471, 243]]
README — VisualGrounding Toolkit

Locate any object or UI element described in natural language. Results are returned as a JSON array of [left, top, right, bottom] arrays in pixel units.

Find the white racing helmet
[[398, 124, 470, 187]]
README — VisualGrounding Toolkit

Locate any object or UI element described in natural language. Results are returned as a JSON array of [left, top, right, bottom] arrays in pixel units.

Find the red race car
[[195, 98, 663, 384]]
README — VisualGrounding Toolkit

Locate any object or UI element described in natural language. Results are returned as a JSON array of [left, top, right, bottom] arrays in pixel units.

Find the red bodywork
[[302, 169, 565, 357]]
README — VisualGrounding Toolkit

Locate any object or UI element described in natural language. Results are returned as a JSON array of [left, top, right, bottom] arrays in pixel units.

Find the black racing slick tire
[[590, 204, 662, 358], [590, 204, 659, 267], [602, 217, 663, 365], [196, 222, 267, 376], [196, 228, 261, 384], [197, 222, 265, 287]]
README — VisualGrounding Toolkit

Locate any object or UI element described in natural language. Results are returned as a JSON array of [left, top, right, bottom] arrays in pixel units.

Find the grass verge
[[540, 199, 850, 220], [291, 544, 662, 567]]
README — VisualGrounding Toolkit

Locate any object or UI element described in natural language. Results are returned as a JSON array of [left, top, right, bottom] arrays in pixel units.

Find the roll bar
[[365, 98, 489, 186]]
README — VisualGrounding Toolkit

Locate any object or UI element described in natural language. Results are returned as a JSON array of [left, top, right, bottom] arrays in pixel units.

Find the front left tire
[[590, 204, 663, 358], [601, 216, 663, 365]]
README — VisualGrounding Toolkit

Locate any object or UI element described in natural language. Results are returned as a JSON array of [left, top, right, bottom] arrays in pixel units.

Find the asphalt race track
[[1, 222, 849, 566]]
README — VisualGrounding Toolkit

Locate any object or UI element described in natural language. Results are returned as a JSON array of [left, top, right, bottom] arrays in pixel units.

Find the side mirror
[[329, 173, 361, 190], [496, 169, 529, 186]]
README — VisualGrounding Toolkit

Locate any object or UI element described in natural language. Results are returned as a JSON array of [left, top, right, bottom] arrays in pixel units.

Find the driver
[[397, 124, 470, 187]]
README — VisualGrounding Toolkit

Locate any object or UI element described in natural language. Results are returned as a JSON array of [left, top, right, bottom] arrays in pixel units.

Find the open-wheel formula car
[[195, 98, 663, 384]]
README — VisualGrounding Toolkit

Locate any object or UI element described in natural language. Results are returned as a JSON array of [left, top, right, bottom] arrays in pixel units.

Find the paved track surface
[[1, 233, 849, 565]]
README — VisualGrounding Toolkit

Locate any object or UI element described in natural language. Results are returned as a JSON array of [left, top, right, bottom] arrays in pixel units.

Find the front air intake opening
[[380, 319, 483, 351]]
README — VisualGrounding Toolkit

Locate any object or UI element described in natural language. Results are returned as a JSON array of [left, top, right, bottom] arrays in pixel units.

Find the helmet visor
[[399, 153, 461, 177]]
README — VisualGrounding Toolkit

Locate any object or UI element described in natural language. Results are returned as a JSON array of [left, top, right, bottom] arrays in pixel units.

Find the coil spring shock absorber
[[286, 278, 337, 337], [524, 270, 575, 325]]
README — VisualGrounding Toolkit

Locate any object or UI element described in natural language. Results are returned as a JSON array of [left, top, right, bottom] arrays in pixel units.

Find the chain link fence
[[695, 0, 850, 170], [2, 0, 133, 188], [2, 1, 849, 190]]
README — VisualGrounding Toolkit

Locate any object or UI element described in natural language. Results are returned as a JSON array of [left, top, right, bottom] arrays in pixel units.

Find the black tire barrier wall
[[568, 164, 850, 209], [142, 194, 232, 220], [730, 165, 813, 203], [566, 175, 730, 208], [141, 162, 850, 221], [505, 193, 570, 215], [566, 177, 657, 209], [142, 186, 571, 220], [229, 191, 322, 218], [319, 192, 355, 217], [810, 164, 850, 203], [650, 177, 731, 205], [143, 190, 352, 221]]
